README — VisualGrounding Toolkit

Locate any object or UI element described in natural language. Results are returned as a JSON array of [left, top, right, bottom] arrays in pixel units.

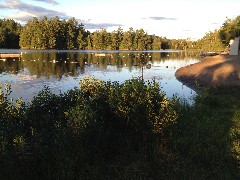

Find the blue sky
[[0, 0, 239, 40]]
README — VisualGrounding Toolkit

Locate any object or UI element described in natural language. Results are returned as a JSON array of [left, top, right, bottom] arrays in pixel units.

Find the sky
[[0, 0, 239, 40]]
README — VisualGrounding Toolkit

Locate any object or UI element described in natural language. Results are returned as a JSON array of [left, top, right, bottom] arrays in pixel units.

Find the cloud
[[145, 16, 177, 21], [83, 22, 123, 30], [75, 18, 122, 30], [0, 0, 122, 30], [8, 12, 36, 22], [0, 0, 68, 22], [32, 0, 59, 5]]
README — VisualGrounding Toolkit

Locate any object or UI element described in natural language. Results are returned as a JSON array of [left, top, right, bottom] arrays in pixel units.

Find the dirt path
[[175, 55, 240, 87]]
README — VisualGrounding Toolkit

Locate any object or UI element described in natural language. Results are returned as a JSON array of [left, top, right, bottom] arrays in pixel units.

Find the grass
[[170, 85, 240, 179]]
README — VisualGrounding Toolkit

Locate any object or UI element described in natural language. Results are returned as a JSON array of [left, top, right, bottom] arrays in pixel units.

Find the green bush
[[65, 78, 178, 178], [0, 80, 239, 179]]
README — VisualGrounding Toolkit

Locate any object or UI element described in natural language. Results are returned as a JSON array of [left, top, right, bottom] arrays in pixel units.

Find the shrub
[[66, 77, 177, 177]]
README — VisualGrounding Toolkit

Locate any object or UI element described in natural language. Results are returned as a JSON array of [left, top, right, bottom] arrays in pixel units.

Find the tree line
[[19, 16, 169, 50], [0, 16, 240, 50], [0, 19, 21, 48]]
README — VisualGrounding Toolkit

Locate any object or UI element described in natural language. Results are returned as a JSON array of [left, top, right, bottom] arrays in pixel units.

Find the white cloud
[[32, 0, 59, 5], [8, 12, 36, 21], [0, 0, 69, 21]]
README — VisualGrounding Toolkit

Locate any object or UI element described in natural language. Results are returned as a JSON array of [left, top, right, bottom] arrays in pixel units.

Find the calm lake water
[[0, 49, 200, 102]]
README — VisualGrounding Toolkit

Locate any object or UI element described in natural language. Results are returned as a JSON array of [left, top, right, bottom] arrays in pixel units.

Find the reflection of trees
[[21, 52, 80, 79], [1, 51, 200, 79], [0, 58, 22, 74]]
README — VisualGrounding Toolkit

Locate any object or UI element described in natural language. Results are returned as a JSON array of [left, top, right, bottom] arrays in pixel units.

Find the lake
[[0, 49, 200, 102]]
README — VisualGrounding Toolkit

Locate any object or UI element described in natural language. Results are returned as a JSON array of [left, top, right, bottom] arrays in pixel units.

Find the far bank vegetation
[[0, 16, 240, 51]]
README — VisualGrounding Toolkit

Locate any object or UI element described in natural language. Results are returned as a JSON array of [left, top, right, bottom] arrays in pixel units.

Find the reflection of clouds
[[17, 74, 37, 81]]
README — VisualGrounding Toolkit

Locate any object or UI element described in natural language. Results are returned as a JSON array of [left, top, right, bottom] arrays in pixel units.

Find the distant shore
[[175, 54, 240, 87]]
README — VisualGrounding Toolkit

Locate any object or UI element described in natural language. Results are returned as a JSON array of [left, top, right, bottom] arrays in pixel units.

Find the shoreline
[[175, 55, 240, 88]]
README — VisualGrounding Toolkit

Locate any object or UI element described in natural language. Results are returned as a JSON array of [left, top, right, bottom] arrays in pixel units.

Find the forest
[[0, 15, 239, 51]]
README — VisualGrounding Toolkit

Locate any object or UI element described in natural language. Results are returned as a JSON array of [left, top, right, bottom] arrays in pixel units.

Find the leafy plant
[[0, 80, 239, 179]]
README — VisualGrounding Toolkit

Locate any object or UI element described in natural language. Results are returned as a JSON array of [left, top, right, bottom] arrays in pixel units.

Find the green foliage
[[0, 78, 178, 179], [0, 84, 25, 150], [18, 17, 171, 50], [152, 35, 162, 50], [0, 19, 21, 48], [0, 84, 26, 179], [193, 16, 240, 51], [2, 15, 240, 50], [196, 30, 226, 51], [66, 78, 177, 166], [19, 16, 89, 50], [170, 86, 240, 179], [77, 23, 89, 49], [219, 16, 240, 45], [0, 80, 239, 179]]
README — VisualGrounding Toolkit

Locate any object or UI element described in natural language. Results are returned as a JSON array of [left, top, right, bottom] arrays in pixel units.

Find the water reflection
[[0, 50, 200, 101]]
